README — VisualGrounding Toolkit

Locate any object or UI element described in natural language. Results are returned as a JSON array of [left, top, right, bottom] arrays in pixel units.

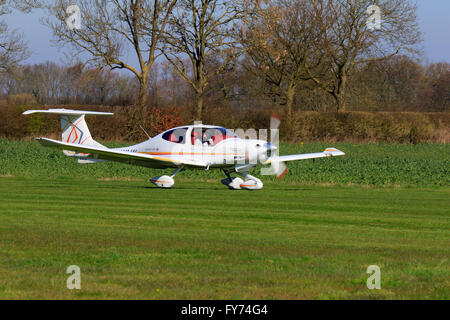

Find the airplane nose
[[266, 142, 277, 152]]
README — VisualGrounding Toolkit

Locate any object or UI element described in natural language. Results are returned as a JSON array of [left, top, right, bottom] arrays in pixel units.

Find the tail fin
[[23, 109, 113, 156]]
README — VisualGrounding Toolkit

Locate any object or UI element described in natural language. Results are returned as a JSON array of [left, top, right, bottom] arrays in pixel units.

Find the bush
[[5, 94, 38, 107], [288, 111, 450, 143]]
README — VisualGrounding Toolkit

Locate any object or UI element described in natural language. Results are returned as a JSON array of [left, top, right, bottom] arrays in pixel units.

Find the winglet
[[323, 148, 345, 156]]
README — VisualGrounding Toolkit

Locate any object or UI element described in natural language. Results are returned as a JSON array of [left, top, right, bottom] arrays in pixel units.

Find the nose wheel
[[221, 169, 263, 190]]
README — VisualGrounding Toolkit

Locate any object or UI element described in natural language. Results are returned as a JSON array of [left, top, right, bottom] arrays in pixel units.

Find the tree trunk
[[334, 71, 347, 111], [285, 83, 296, 121], [137, 73, 148, 107], [128, 72, 149, 141], [193, 60, 205, 120], [194, 91, 203, 120], [333, 92, 346, 111]]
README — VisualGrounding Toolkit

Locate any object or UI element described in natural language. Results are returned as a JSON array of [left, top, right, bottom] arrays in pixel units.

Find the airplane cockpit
[[190, 127, 238, 146], [162, 126, 238, 147]]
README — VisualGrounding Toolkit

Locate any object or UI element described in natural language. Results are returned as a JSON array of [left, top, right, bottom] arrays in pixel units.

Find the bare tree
[[8, 0, 43, 11], [420, 62, 450, 112], [347, 55, 425, 111], [162, 0, 245, 119], [0, 0, 33, 73], [42, 0, 177, 107], [305, 0, 421, 110], [239, 0, 321, 119]]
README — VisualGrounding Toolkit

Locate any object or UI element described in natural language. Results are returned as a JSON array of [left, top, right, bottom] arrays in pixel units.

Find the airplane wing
[[263, 148, 345, 179], [265, 148, 345, 163], [37, 138, 207, 169]]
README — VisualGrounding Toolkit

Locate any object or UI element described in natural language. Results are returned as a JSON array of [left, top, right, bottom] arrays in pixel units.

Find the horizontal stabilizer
[[22, 109, 113, 116], [23, 108, 112, 149], [78, 158, 106, 164]]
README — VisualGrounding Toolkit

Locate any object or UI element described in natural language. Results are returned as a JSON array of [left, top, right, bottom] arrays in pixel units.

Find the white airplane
[[23, 109, 345, 190]]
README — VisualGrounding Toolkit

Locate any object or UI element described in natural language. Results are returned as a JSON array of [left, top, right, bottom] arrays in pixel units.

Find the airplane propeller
[[269, 115, 288, 179]]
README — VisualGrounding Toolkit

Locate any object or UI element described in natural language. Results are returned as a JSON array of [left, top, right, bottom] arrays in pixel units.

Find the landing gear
[[221, 169, 263, 190], [150, 166, 184, 188], [221, 176, 245, 190], [239, 172, 264, 190]]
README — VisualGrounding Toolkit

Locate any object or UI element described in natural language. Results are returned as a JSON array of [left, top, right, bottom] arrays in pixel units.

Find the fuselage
[[113, 125, 273, 169]]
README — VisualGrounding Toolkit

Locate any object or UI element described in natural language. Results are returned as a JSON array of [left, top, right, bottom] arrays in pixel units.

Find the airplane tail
[[23, 108, 113, 157]]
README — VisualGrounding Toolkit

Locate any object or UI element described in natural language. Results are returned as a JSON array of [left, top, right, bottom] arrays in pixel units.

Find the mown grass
[[0, 177, 448, 299], [0, 139, 449, 186], [0, 139, 448, 299]]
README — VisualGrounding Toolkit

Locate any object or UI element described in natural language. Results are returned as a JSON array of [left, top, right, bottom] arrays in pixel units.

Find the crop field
[[0, 140, 449, 186], [0, 140, 449, 299]]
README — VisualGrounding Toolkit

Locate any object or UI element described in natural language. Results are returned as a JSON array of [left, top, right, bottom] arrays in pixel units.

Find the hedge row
[[0, 102, 448, 143]]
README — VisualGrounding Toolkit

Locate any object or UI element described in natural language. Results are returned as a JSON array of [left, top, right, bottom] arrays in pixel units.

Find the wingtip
[[324, 148, 345, 156]]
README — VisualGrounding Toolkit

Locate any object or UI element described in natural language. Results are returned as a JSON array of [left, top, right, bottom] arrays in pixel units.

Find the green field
[[1, 140, 449, 186], [0, 140, 449, 299]]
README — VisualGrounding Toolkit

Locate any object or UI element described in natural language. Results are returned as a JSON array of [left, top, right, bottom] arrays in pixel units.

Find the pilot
[[203, 133, 212, 146], [192, 131, 203, 146]]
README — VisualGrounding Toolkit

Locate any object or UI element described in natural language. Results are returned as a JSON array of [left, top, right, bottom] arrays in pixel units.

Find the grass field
[[0, 140, 448, 299]]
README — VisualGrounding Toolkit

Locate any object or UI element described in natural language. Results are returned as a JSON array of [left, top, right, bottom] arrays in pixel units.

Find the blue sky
[[3, 0, 450, 66]]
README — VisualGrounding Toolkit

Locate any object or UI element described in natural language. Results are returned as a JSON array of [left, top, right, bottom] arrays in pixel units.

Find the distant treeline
[[0, 57, 448, 114], [0, 56, 449, 144]]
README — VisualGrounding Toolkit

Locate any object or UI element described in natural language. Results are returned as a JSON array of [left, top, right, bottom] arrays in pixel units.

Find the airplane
[[23, 109, 345, 190]]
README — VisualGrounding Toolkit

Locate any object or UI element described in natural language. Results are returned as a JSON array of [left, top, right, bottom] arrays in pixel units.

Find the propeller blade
[[271, 159, 288, 180], [270, 114, 282, 130], [268, 114, 288, 180], [269, 114, 286, 179]]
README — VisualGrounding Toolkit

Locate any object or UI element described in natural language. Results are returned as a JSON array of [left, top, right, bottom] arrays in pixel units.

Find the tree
[[43, 0, 177, 107], [418, 62, 450, 112], [239, 0, 320, 120], [76, 67, 119, 105], [0, 0, 33, 73], [162, 0, 244, 119], [347, 55, 425, 111], [305, 0, 421, 110]]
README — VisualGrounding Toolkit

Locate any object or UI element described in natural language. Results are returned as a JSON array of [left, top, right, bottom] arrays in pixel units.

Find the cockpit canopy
[[162, 127, 187, 144], [162, 126, 238, 146]]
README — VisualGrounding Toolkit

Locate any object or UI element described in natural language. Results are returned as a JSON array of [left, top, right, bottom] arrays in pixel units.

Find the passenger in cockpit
[[192, 130, 203, 146], [203, 131, 213, 146]]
